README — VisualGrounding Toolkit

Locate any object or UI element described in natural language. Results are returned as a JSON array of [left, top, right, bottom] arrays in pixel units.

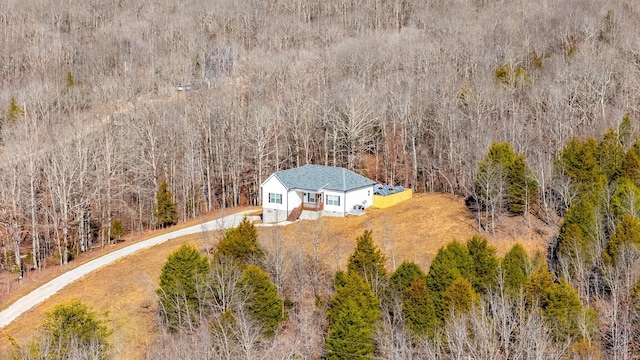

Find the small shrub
[[110, 219, 124, 241]]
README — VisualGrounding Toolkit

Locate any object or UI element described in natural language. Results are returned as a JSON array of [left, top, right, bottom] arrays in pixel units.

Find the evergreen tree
[[442, 277, 477, 318], [560, 198, 598, 242], [109, 219, 124, 241], [332, 268, 348, 289], [154, 181, 178, 228], [556, 137, 606, 198], [475, 142, 536, 217], [347, 230, 387, 288], [475, 142, 513, 216], [426, 241, 474, 323], [502, 243, 530, 296], [555, 136, 606, 279], [558, 196, 602, 274], [157, 244, 210, 332], [597, 128, 625, 181], [389, 261, 426, 295], [603, 214, 640, 265], [620, 145, 640, 184], [215, 216, 263, 267], [426, 241, 474, 295], [238, 265, 285, 337], [467, 235, 499, 294], [524, 255, 555, 307], [610, 177, 640, 221], [402, 277, 436, 339], [540, 280, 587, 342], [486, 142, 518, 166], [619, 113, 635, 150], [326, 271, 381, 360], [507, 154, 538, 214], [34, 300, 111, 359]]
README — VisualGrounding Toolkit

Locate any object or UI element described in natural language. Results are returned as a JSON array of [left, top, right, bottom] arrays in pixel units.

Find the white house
[[260, 164, 375, 223]]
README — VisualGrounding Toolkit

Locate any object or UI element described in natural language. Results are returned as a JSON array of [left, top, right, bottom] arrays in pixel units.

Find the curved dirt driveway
[[0, 210, 253, 329]]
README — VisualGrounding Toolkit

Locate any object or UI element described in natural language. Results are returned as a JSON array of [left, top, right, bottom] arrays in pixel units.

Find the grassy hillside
[[259, 193, 551, 273], [0, 193, 551, 359]]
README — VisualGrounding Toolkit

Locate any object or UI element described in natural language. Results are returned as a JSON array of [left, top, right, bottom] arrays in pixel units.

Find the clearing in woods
[[258, 193, 552, 272], [0, 193, 553, 359]]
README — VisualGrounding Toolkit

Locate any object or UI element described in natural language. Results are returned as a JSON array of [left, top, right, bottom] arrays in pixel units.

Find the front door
[[305, 192, 322, 203], [303, 192, 323, 210]]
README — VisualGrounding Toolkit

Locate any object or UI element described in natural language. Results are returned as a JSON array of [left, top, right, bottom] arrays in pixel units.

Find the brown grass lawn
[[259, 193, 553, 273], [0, 193, 555, 359]]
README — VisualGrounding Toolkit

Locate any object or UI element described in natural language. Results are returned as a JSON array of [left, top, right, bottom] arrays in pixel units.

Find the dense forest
[[2, 0, 640, 358]]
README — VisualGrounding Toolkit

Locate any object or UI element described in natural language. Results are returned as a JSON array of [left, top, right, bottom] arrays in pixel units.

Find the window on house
[[326, 195, 340, 206], [269, 193, 282, 204]]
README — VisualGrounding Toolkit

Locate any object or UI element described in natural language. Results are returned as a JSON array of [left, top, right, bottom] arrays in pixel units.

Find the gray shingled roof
[[273, 165, 374, 192]]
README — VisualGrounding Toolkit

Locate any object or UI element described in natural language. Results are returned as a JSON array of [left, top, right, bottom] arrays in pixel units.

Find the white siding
[[345, 186, 374, 211], [261, 176, 288, 211], [288, 190, 302, 210], [323, 189, 346, 216]]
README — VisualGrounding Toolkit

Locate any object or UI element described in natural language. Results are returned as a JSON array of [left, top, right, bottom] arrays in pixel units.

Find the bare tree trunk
[[62, 203, 69, 265], [11, 214, 22, 278]]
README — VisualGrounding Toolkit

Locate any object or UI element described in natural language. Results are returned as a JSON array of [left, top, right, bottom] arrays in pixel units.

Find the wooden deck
[[302, 202, 323, 211]]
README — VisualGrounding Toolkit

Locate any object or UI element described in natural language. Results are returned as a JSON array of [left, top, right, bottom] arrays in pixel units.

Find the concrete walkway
[[0, 210, 253, 329]]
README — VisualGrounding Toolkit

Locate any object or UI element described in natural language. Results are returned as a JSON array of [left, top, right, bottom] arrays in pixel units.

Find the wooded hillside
[[1, 1, 640, 357]]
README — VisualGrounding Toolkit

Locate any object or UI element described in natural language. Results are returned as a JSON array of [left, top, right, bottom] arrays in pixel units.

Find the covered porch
[[300, 191, 324, 211]]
